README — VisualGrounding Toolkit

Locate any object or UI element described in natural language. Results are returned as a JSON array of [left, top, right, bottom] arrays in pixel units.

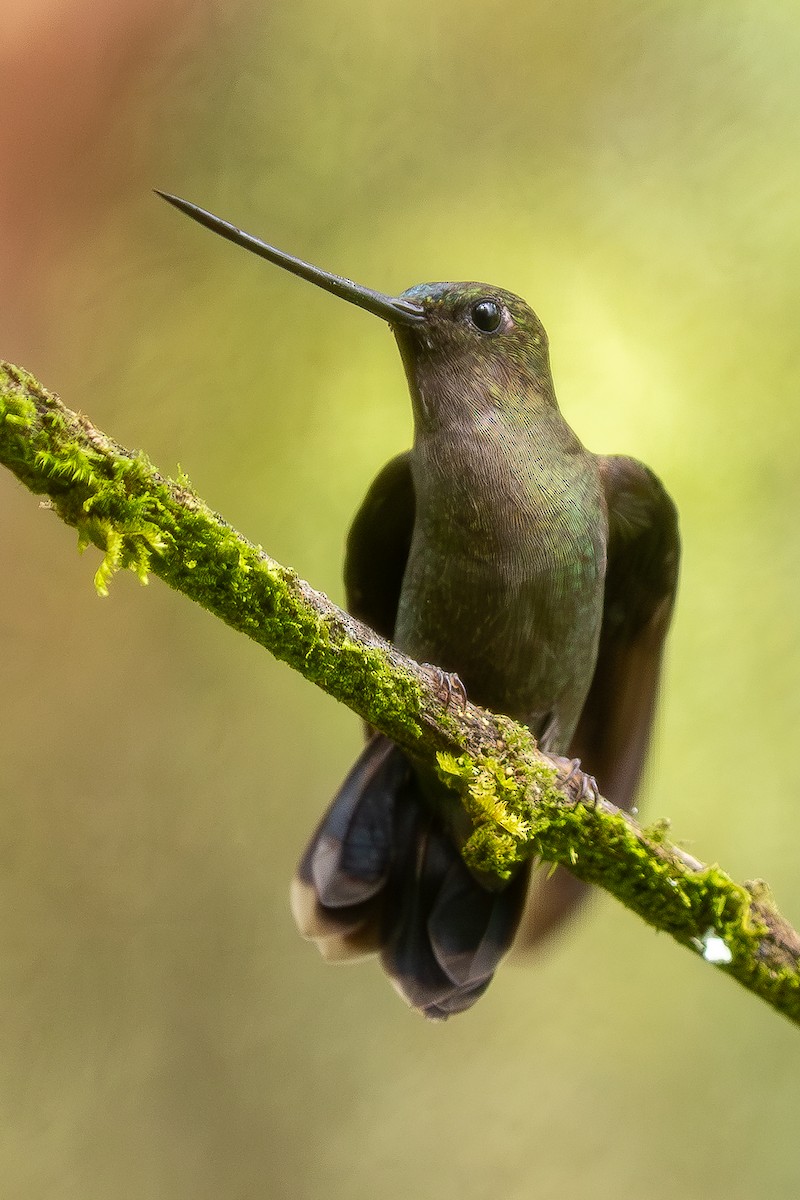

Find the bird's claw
[[423, 664, 468, 712], [551, 756, 599, 807]]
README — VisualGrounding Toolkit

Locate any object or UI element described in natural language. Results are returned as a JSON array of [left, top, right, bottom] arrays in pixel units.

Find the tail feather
[[305, 736, 405, 908], [428, 858, 530, 988], [291, 736, 407, 959], [380, 820, 527, 1018], [379, 800, 471, 1016], [292, 735, 530, 1017]]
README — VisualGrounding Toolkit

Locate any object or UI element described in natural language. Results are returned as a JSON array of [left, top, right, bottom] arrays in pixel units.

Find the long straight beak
[[155, 191, 425, 327]]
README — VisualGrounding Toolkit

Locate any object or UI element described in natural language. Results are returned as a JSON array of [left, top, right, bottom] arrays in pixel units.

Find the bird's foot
[[422, 664, 468, 712], [550, 756, 600, 807]]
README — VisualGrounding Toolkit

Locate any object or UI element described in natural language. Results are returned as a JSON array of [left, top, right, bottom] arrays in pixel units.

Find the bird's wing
[[344, 451, 415, 639], [568, 454, 680, 812], [515, 455, 679, 953]]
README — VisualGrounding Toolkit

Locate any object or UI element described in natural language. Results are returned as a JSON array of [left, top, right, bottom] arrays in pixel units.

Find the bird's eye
[[470, 299, 503, 333]]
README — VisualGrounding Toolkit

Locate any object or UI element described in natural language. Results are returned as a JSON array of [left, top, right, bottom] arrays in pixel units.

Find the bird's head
[[156, 193, 558, 432]]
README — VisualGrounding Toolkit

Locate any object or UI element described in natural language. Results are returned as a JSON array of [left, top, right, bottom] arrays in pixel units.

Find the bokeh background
[[2, 2, 800, 1197]]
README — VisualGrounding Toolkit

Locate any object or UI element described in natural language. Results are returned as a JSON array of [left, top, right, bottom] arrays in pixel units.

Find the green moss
[[433, 711, 800, 1018], [643, 816, 672, 843], [436, 731, 564, 879], [1, 361, 426, 745], [5, 359, 800, 1026]]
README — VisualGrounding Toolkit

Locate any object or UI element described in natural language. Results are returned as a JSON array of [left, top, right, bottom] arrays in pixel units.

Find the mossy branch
[[2, 359, 800, 1025]]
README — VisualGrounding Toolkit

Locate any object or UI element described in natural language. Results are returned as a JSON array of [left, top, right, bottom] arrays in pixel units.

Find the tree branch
[[2, 359, 799, 1025]]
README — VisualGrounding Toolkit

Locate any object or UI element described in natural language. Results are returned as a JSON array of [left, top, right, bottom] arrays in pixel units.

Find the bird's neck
[[412, 397, 582, 496]]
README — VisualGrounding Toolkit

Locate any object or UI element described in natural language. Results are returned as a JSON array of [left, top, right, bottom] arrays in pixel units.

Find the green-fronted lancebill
[[158, 190, 680, 1019]]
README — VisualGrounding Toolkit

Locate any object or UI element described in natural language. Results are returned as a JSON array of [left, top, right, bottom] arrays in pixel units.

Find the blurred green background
[[2, 2, 800, 1197]]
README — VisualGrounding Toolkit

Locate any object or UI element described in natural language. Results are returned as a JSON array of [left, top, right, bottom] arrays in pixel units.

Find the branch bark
[[2, 359, 799, 1024]]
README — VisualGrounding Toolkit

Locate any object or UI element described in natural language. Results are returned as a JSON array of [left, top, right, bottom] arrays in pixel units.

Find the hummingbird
[[157, 191, 680, 1019]]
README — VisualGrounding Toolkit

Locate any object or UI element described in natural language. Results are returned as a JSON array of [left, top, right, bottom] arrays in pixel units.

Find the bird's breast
[[394, 446, 607, 749]]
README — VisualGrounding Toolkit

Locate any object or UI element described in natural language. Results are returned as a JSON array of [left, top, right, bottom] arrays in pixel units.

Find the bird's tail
[[290, 734, 529, 1019]]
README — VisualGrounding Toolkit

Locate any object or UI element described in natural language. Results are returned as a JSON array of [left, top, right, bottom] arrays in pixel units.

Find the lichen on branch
[[2, 359, 800, 1026]]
